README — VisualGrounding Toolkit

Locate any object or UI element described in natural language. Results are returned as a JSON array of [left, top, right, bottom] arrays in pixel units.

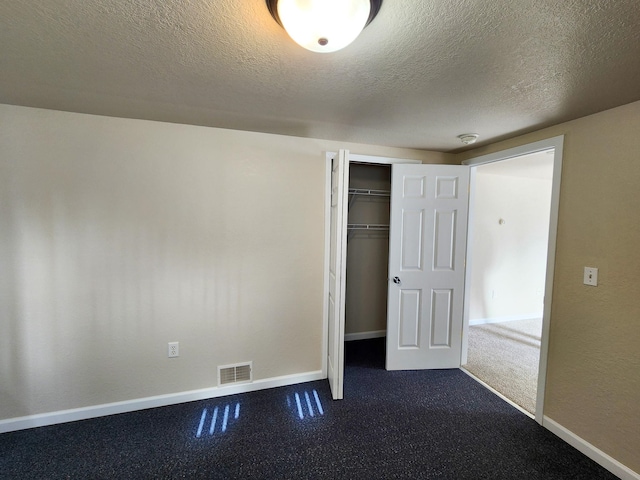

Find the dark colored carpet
[[0, 338, 617, 479]]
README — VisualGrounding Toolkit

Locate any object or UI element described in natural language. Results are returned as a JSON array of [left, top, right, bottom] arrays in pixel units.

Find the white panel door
[[328, 150, 350, 399], [386, 164, 469, 370]]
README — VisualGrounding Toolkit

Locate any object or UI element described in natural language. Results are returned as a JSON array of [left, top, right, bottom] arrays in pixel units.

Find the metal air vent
[[218, 362, 252, 386]]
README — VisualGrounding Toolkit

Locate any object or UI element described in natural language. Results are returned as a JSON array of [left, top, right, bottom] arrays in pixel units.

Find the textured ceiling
[[1, 0, 640, 152]]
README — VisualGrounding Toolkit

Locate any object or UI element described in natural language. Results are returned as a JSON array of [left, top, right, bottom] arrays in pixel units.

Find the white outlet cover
[[583, 267, 598, 286], [168, 342, 179, 357]]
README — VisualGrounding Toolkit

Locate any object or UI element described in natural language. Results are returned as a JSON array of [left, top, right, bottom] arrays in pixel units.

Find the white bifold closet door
[[327, 150, 349, 400]]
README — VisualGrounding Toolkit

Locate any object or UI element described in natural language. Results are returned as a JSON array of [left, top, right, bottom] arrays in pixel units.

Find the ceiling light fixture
[[266, 0, 383, 53], [457, 133, 479, 145]]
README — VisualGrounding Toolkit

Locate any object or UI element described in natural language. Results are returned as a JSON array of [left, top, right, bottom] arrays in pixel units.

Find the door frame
[[461, 135, 564, 425], [322, 152, 421, 380]]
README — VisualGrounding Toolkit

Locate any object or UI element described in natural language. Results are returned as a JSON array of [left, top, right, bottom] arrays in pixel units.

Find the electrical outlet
[[168, 342, 179, 358]]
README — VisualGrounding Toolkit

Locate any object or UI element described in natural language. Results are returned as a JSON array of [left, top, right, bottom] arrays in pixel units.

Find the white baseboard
[[0, 370, 324, 434], [469, 313, 542, 326], [544, 416, 640, 480], [344, 330, 386, 341]]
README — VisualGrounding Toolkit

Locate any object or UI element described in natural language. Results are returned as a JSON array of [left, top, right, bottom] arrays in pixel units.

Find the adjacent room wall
[[469, 166, 552, 323], [0, 104, 452, 422], [456, 100, 640, 474]]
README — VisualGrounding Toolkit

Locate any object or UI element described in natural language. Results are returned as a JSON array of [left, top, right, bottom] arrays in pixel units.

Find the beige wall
[[456, 100, 640, 473], [0, 104, 449, 421]]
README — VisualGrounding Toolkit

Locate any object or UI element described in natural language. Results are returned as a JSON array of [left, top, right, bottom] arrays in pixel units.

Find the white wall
[[0, 104, 451, 423], [469, 162, 552, 323]]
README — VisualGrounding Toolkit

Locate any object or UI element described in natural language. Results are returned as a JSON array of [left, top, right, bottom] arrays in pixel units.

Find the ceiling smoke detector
[[458, 134, 479, 145]]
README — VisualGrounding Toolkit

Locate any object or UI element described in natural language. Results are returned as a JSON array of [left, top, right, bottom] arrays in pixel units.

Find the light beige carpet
[[463, 318, 542, 414]]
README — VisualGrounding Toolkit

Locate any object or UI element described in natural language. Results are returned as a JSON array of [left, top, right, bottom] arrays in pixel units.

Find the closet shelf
[[347, 223, 389, 241], [348, 188, 391, 210]]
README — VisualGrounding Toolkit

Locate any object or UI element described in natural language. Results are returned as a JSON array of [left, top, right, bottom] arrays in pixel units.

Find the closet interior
[[344, 163, 392, 349]]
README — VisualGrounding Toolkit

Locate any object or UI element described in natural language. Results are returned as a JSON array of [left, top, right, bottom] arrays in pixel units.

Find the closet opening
[[344, 162, 391, 368]]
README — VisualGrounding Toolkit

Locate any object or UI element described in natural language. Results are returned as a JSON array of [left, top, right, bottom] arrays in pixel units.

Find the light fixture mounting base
[[266, 0, 383, 29]]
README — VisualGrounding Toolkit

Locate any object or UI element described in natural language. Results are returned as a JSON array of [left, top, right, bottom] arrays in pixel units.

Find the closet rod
[[347, 224, 389, 231], [348, 188, 390, 197]]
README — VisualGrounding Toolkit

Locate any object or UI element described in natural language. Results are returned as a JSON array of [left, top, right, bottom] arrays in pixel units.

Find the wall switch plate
[[583, 267, 598, 286], [168, 342, 179, 357]]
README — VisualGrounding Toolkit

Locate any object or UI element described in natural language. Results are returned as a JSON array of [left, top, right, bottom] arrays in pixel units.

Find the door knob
[[393, 276, 401, 285]]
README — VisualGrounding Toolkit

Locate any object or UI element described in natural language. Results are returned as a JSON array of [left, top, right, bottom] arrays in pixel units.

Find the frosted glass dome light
[[266, 0, 382, 53]]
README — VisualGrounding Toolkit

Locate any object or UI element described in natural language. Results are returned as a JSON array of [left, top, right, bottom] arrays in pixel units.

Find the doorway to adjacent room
[[462, 150, 554, 416]]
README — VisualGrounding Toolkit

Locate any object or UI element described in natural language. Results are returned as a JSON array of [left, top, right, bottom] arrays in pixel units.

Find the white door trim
[[461, 135, 564, 425]]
